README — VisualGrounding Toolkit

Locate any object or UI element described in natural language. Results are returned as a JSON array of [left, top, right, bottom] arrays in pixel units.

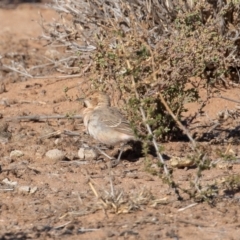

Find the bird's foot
[[111, 158, 121, 168]]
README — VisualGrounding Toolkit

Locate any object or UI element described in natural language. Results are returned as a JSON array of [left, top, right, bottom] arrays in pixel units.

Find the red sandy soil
[[1, 4, 240, 240]]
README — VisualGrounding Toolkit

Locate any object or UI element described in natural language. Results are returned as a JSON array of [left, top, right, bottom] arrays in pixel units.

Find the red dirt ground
[[1, 3, 240, 240]]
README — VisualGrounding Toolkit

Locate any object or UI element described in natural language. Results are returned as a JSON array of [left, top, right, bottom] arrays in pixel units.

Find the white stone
[[78, 147, 98, 160], [30, 186, 38, 194], [10, 150, 24, 158], [45, 149, 65, 161], [18, 186, 30, 193], [2, 178, 18, 187], [78, 148, 85, 159]]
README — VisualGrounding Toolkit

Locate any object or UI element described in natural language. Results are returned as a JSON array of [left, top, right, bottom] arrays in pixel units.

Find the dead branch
[[5, 114, 82, 122]]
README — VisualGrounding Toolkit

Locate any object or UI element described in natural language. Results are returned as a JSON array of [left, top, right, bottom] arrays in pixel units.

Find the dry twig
[[5, 114, 82, 122]]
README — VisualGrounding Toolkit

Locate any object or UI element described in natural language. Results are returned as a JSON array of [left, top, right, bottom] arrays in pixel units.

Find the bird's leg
[[111, 143, 125, 167], [95, 144, 126, 168], [95, 146, 119, 170], [94, 146, 115, 160]]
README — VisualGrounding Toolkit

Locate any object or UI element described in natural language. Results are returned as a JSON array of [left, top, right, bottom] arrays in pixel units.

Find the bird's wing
[[92, 107, 134, 136]]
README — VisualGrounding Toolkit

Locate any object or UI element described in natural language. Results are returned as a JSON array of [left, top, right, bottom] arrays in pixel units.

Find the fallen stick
[[5, 114, 82, 122]]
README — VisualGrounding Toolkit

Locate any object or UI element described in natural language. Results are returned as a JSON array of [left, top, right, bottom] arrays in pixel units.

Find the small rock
[[170, 156, 195, 168], [18, 186, 30, 193], [54, 138, 61, 145], [78, 148, 85, 159], [217, 162, 233, 170], [2, 178, 18, 187], [10, 150, 24, 158], [30, 186, 38, 194], [78, 147, 98, 160], [45, 149, 65, 162], [65, 152, 78, 161]]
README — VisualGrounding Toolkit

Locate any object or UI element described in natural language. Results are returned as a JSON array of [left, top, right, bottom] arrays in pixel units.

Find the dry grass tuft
[[88, 178, 166, 214]]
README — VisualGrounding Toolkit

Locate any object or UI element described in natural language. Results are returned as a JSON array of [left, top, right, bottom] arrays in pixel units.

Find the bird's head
[[78, 91, 110, 108]]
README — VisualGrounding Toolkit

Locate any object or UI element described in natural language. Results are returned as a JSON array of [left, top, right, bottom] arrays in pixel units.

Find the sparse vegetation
[[43, 0, 240, 201], [1, 1, 240, 238], [1, 0, 240, 200]]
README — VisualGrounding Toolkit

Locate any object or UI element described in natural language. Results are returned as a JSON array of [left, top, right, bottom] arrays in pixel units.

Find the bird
[[80, 91, 135, 166]]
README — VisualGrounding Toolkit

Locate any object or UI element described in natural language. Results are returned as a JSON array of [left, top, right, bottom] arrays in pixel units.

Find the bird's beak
[[76, 97, 88, 107]]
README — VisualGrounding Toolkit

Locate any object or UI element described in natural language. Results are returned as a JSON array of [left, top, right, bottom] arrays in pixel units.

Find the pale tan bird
[[81, 91, 135, 166]]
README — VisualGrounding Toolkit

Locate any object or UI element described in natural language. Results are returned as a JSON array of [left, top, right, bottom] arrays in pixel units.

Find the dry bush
[[35, 0, 240, 201], [38, 0, 240, 143]]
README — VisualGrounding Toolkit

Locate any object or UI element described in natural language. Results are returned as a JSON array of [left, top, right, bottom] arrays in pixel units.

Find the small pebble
[[18, 186, 30, 193], [45, 149, 65, 162], [78, 147, 98, 160], [30, 186, 38, 194], [2, 178, 18, 187], [10, 150, 24, 158], [54, 138, 61, 145]]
